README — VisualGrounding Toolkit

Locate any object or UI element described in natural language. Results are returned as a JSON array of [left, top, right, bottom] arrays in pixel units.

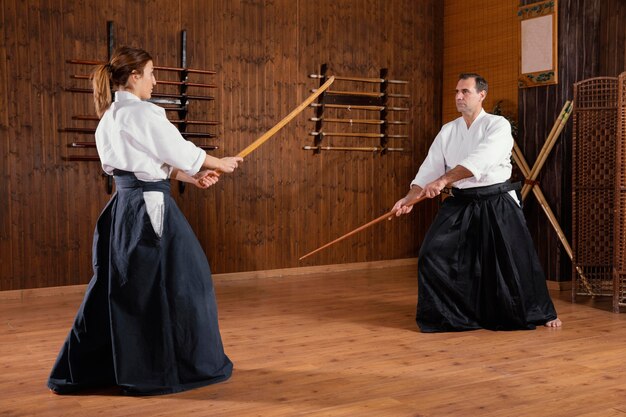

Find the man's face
[[455, 78, 485, 114]]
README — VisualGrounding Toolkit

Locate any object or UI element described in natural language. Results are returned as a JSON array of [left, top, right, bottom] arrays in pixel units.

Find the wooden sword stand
[[305, 63, 410, 154]]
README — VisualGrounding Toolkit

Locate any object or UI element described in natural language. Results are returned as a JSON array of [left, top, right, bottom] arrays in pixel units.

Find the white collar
[[459, 108, 486, 129], [114, 90, 141, 102]]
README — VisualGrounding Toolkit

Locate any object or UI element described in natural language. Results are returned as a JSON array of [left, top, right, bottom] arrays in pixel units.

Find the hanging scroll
[[518, 0, 558, 88]]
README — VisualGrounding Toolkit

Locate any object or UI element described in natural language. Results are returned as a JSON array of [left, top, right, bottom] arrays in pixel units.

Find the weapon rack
[[304, 64, 410, 154], [571, 72, 626, 313], [61, 23, 219, 194]]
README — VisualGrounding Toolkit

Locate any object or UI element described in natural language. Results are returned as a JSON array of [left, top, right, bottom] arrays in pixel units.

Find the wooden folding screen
[[572, 72, 626, 312]]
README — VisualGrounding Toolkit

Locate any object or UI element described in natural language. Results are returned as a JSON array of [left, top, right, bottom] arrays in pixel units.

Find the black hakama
[[416, 181, 558, 332], [48, 172, 232, 395]]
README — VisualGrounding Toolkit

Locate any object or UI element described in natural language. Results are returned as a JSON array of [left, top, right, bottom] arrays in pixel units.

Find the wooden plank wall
[[518, 0, 626, 282], [0, 0, 443, 290], [599, 0, 626, 76], [442, 0, 519, 123]]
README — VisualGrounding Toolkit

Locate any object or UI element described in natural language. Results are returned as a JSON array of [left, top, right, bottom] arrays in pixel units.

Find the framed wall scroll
[[518, 0, 558, 88]]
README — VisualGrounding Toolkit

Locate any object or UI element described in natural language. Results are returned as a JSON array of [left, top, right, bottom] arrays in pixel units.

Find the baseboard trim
[[0, 258, 419, 301], [547, 280, 572, 292], [213, 258, 418, 281], [0, 283, 89, 301]]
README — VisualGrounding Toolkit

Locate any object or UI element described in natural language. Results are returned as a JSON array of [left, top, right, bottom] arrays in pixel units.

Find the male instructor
[[393, 73, 562, 332]]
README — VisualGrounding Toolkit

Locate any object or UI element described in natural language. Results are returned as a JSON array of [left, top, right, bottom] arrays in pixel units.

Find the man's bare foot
[[545, 318, 562, 328]]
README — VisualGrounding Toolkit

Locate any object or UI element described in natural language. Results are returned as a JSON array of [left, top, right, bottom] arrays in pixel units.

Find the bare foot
[[544, 318, 562, 328]]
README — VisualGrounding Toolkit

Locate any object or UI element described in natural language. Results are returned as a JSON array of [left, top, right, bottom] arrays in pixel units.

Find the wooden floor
[[1, 264, 626, 417]]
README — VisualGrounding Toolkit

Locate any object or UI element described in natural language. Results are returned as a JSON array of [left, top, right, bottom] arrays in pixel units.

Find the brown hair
[[91, 46, 153, 117], [459, 72, 488, 94]]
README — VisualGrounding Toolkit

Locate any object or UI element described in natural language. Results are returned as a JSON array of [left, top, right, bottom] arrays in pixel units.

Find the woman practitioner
[[48, 46, 242, 395]]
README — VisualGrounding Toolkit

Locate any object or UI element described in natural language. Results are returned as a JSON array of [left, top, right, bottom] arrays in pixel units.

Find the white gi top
[[411, 109, 513, 190], [95, 91, 206, 182]]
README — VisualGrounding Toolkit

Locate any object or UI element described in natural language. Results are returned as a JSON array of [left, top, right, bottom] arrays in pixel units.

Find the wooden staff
[[309, 74, 408, 84], [152, 80, 217, 88], [70, 142, 218, 151], [160, 107, 186, 112], [231, 76, 335, 159], [180, 132, 216, 138], [520, 101, 573, 199], [62, 127, 216, 138], [65, 87, 215, 101], [64, 155, 100, 161], [310, 103, 384, 111], [310, 103, 409, 112], [310, 132, 385, 138], [299, 196, 426, 260], [512, 142, 594, 294], [66, 59, 217, 74], [152, 92, 215, 101], [310, 132, 408, 139], [71, 74, 217, 89], [311, 117, 384, 125], [72, 117, 221, 127], [527, 101, 570, 174], [153, 65, 216, 75], [387, 93, 411, 98], [302, 146, 404, 152], [311, 89, 385, 98], [310, 117, 408, 125]]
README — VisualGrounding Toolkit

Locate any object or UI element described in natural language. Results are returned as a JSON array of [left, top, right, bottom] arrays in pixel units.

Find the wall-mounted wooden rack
[[304, 64, 410, 154]]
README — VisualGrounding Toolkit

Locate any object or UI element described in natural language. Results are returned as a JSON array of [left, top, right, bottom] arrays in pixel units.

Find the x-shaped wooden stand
[[512, 101, 594, 294]]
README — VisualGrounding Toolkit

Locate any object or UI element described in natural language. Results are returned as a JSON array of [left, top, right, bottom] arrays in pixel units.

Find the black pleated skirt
[[417, 181, 558, 332], [48, 172, 233, 395]]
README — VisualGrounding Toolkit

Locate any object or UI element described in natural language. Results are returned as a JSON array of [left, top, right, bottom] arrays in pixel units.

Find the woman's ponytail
[[92, 64, 112, 118]]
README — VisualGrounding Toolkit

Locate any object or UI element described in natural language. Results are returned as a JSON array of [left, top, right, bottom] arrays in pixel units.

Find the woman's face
[[132, 60, 156, 100]]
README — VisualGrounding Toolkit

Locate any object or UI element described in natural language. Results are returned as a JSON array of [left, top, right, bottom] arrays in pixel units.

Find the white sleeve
[[410, 131, 446, 189], [457, 117, 513, 181], [123, 103, 206, 176]]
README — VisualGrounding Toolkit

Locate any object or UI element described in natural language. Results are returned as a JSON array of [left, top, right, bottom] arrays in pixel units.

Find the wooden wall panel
[[442, 0, 520, 123], [599, 0, 626, 77], [0, 0, 443, 290], [0, 0, 14, 290]]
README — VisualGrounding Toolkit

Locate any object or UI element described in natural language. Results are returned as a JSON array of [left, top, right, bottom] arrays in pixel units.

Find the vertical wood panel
[[0, 0, 14, 289], [442, 0, 520, 123], [599, 0, 626, 77]]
